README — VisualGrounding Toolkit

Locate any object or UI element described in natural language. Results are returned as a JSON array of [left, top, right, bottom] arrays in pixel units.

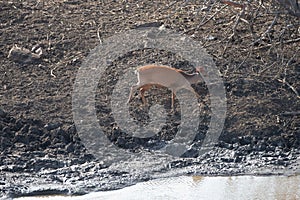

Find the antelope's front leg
[[127, 85, 137, 104], [140, 87, 147, 105]]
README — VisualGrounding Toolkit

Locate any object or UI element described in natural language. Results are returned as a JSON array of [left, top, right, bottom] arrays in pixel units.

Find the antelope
[[127, 65, 204, 109]]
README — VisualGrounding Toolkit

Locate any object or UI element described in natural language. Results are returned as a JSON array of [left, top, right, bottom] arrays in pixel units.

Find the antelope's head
[[195, 66, 206, 76]]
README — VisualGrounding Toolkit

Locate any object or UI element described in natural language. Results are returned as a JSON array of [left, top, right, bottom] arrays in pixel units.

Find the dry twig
[[220, 0, 245, 9], [280, 111, 300, 116], [97, 26, 103, 44], [50, 67, 56, 78], [276, 54, 300, 99], [250, 13, 279, 46], [276, 0, 300, 18], [253, 37, 300, 50], [221, 6, 246, 56], [277, 78, 300, 99]]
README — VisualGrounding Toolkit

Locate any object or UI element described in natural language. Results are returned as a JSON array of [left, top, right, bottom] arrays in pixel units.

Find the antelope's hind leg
[[139, 87, 147, 105], [171, 91, 176, 111]]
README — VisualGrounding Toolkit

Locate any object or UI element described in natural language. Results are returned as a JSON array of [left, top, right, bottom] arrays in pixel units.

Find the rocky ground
[[0, 0, 300, 199]]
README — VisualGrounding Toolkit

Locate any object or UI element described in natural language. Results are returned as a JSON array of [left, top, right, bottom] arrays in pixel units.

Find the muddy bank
[[1, 108, 299, 198]]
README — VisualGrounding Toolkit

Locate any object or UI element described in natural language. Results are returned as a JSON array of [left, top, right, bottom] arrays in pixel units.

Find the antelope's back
[[137, 65, 190, 87]]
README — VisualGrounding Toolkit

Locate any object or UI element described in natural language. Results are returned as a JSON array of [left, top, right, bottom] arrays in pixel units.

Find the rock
[[2, 127, 13, 137], [56, 128, 71, 144], [258, 144, 266, 151], [14, 119, 24, 132], [0, 109, 6, 118], [44, 122, 61, 131], [40, 138, 51, 149], [27, 158, 65, 171], [116, 137, 126, 146], [0, 136, 12, 151], [266, 145, 275, 152], [234, 156, 244, 163], [67, 125, 77, 135], [29, 126, 43, 136], [239, 135, 252, 145], [7, 45, 42, 64], [221, 157, 234, 163], [14, 133, 29, 145], [20, 124, 30, 134], [66, 143, 74, 153]]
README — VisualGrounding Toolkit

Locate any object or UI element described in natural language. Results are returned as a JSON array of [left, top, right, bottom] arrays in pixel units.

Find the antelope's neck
[[180, 72, 202, 84]]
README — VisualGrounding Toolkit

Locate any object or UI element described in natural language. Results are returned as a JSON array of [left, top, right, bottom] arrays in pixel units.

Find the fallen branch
[[50, 67, 56, 78], [276, 0, 300, 18], [251, 13, 279, 46], [220, 0, 245, 9], [280, 111, 300, 116], [253, 37, 300, 50], [222, 6, 246, 56], [198, 5, 227, 28], [97, 26, 103, 44], [277, 78, 300, 99]]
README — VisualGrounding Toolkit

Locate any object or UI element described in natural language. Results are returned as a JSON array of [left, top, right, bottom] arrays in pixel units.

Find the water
[[16, 175, 300, 200]]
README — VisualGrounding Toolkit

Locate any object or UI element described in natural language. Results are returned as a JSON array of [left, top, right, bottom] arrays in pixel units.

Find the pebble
[[0, 109, 6, 117], [44, 122, 61, 131]]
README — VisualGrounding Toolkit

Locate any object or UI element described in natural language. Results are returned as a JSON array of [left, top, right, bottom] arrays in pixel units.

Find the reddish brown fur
[[127, 65, 204, 110]]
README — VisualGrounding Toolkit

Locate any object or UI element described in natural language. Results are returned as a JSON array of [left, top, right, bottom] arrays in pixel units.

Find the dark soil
[[0, 0, 299, 198]]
